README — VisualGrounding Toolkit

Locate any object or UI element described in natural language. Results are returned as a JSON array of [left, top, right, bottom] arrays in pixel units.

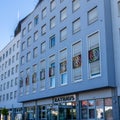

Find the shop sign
[[53, 95, 76, 103]]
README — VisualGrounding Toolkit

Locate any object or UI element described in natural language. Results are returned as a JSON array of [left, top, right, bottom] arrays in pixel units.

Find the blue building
[[18, 0, 119, 119]]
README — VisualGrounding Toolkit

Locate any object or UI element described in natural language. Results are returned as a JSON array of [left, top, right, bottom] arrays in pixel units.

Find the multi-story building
[[18, 0, 119, 119], [0, 26, 22, 119]]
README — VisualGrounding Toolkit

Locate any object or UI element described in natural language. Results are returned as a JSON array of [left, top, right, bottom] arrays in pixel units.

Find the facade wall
[[0, 33, 22, 119], [18, 0, 118, 119]]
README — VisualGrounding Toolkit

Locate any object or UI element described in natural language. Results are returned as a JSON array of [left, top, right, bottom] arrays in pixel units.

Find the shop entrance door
[[59, 106, 76, 120]]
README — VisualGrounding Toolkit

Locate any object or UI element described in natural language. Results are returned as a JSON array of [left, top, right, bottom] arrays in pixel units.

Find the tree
[[1, 108, 8, 120]]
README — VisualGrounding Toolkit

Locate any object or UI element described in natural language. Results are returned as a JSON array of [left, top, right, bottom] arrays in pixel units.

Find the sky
[[0, 0, 38, 51]]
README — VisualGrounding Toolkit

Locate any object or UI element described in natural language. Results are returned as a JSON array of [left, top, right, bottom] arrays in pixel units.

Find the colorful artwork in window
[[60, 61, 67, 73], [49, 67, 55, 77], [73, 54, 81, 69], [88, 47, 99, 63]]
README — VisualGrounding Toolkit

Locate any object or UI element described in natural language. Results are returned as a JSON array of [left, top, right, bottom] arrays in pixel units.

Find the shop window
[[60, 7, 67, 21], [88, 7, 98, 24], [72, 41, 82, 81], [88, 32, 100, 78], [72, 0, 80, 12], [72, 18, 80, 34]]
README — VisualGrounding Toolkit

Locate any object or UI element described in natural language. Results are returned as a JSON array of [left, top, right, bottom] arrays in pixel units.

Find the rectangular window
[[34, 15, 39, 26], [72, 0, 80, 12], [27, 37, 31, 47], [17, 40, 20, 48], [16, 52, 19, 60], [49, 55, 55, 88], [33, 47, 38, 58], [40, 60, 46, 90], [41, 41, 46, 53], [42, 7, 47, 19], [28, 22, 32, 31], [88, 32, 100, 77], [88, 7, 98, 24], [21, 56, 25, 65], [50, 16, 56, 29], [60, 49, 67, 85], [50, 35, 55, 48], [15, 64, 18, 73], [21, 42, 25, 51], [22, 28, 26, 37], [118, 1, 120, 16], [12, 55, 15, 63], [50, 0, 56, 11], [60, 27, 67, 41], [41, 24, 46, 35], [72, 18, 80, 33], [13, 44, 15, 51], [26, 52, 31, 62], [34, 31, 38, 41], [72, 41, 82, 81], [60, 7, 67, 21]]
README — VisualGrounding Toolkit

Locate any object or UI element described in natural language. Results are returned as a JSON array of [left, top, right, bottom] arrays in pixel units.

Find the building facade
[[0, 33, 22, 120], [18, 0, 118, 120]]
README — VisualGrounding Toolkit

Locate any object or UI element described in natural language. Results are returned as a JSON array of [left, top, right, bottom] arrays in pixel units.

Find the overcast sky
[[0, 0, 38, 51]]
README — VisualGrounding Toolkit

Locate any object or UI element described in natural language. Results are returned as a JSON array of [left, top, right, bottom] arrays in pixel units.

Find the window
[[9, 48, 11, 55], [22, 28, 26, 37], [34, 15, 39, 26], [8, 59, 11, 66], [11, 67, 14, 75], [118, 1, 120, 16], [8, 70, 10, 77], [26, 52, 31, 62], [60, 7, 67, 21], [72, 41, 82, 81], [12, 55, 15, 63], [21, 56, 25, 65], [50, 0, 56, 11], [41, 24, 46, 35], [6, 51, 8, 57], [33, 47, 38, 58], [49, 55, 55, 88], [41, 42, 46, 53], [17, 40, 20, 48], [60, 0, 64, 3], [50, 35, 55, 48], [60, 49, 67, 85], [40, 60, 46, 90], [60, 27, 67, 41], [15, 77, 18, 85], [88, 32, 100, 77], [11, 79, 13, 87], [16, 52, 19, 60], [72, 0, 80, 12], [88, 7, 98, 24], [13, 44, 15, 51], [72, 18, 80, 33], [42, 7, 47, 19], [27, 37, 31, 47], [14, 91, 17, 99], [10, 92, 13, 100], [6, 93, 9, 101], [32, 64, 37, 92], [15, 64, 18, 73], [50, 16, 56, 29], [34, 31, 38, 41], [28, 22, 32, 31], [21, 42, 25, 51]]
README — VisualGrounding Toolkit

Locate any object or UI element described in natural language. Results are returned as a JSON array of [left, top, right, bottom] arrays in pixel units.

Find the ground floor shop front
[[22, 88, 119, 120]]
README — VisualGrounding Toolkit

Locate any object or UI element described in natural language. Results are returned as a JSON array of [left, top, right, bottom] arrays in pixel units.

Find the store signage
[[54, 95, 76, 103]]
